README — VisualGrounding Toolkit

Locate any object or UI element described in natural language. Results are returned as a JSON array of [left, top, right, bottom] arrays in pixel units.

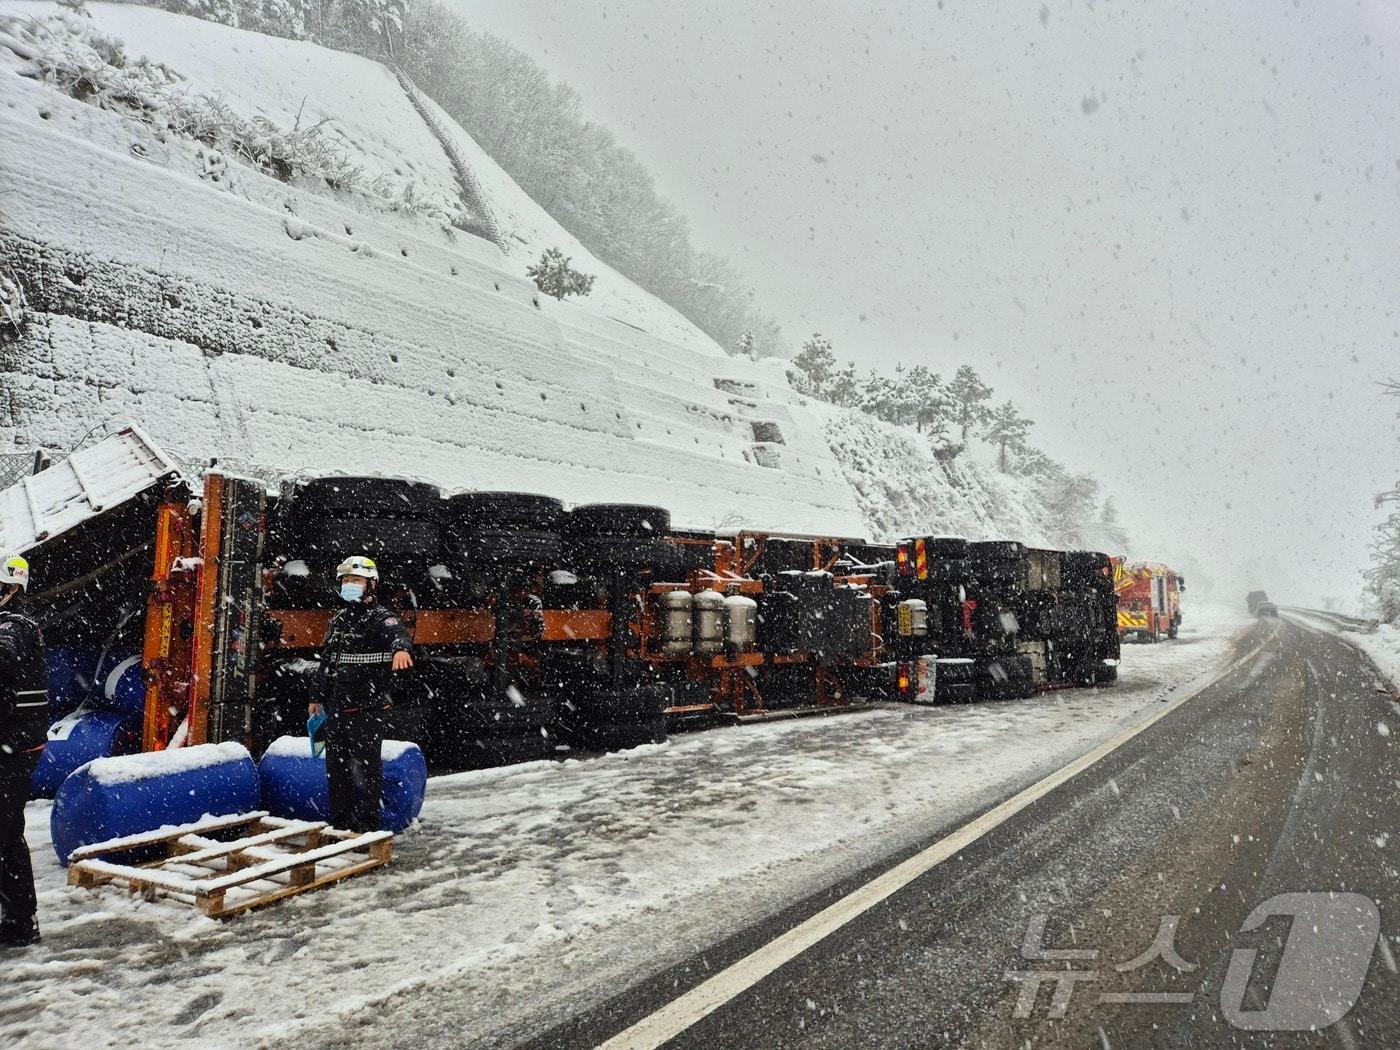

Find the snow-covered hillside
[[0, 2, 1088, 549], [0, 2, 869, 534], [818, 404, 1057, 545]]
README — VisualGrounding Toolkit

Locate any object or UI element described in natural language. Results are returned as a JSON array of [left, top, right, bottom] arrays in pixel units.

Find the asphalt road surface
[[526, 616, 1399, 1049]]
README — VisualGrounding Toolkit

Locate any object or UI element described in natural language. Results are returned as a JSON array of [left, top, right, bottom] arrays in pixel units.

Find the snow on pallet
[[67, 812, 392, 919]]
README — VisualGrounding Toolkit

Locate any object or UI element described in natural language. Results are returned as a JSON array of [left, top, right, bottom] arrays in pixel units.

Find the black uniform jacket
[[315, 601, 412, 716], [0, 611, 48, 755]]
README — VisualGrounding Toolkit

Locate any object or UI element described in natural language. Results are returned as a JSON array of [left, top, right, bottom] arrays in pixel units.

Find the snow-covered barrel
[[258, 736, 427, 833], [50, 742, 260, 865], [30, 709, 141, 800]]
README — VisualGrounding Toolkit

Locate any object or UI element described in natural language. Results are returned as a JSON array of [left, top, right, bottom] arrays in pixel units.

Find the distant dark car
[[1256, 600, 1279, 617], [1247, 590, 1269, 613]]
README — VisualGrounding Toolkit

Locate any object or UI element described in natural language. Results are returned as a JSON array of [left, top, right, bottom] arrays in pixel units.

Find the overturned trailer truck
[[892, 537, 1121, 699], [1, 428, 1120, 772]]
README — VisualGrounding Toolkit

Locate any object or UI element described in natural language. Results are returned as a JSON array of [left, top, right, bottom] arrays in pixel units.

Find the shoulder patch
[[383, 617, 400, 627]]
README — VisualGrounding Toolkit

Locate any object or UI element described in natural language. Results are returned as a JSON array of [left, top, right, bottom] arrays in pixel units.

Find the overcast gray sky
[[461, 0, 1399, 606]]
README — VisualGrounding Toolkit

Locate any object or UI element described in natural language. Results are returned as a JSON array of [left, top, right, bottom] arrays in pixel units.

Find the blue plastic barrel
[[92, 650, 146, 717], [50, 742, 260, 865], [258, 736, 427, 833], [45, 648, 100, 719], [31, 709, 141, 800]]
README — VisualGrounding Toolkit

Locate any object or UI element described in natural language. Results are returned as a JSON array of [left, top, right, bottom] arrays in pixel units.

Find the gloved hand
[[306, 710, 328, 759]]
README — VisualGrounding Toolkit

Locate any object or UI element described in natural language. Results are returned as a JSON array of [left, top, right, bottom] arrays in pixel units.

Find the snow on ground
[[1357, 623, 1400, 692], [1288, 611, 1400, 694], [0, 602, 1251, 1050]]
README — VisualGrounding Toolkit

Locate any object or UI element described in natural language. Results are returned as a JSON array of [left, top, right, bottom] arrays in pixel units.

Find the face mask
[[340, 581, 365, 603]]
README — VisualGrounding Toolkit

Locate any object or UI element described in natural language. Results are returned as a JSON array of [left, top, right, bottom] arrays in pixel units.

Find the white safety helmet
[[335, 555, 379, 581], [0, 553, 29, 591]]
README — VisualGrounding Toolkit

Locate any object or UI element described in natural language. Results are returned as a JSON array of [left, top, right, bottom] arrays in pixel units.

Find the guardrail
[[1281, 606, 1380, 634]]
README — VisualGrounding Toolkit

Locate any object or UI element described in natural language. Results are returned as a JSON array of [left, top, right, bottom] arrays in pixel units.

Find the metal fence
[[0, 452, 35, 491]]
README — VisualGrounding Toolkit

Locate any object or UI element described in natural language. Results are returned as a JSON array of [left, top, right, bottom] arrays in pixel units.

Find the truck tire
[[970, 540, 1024, 563], [598, 718, 667, 751], [555, 683, 669, 751], [568, 504, 672, 572], [445, 492, 565, 571], [450, 492, 564, 530], [291, 477, 443, 520], [311, 517, 443, 563], [568, 504, 671, 538]]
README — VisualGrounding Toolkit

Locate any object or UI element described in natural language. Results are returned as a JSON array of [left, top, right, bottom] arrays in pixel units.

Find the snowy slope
[[0, 3, 866, 535], [7, 1, 720, 355], [0, 2, 1093, 552], [819, 403, 1056, 544]]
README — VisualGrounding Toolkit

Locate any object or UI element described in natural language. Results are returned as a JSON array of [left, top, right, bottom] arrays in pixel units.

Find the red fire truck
[[1112, 559, 1184, 642]]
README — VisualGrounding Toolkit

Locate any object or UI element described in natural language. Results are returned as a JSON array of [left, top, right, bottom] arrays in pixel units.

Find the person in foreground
[[310, 555, 413, 833], [0, 553, 47, 948]]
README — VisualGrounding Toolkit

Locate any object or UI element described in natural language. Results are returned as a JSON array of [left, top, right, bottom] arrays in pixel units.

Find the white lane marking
[[598, 626, 1279, 1050]]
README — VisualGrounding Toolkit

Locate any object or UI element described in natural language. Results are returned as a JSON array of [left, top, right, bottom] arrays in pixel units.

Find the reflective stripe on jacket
[[314, 601, 412, 715]]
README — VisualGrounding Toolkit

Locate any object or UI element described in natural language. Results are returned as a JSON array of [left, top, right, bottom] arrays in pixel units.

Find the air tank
[[693, 590, 726, 654], [897, 598, 929, 637], [723, 594, 758, 652], [660, 590, 695, 654]]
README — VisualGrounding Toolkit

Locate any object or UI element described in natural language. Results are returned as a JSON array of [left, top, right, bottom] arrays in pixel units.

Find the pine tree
[[1040, 471, 1100, 547], [1366, 379, 1400, 622], [856, 369, 898, 421], [947, 364, 994, 441], [735, 330, 756, 359], [1097, 496, 1129, 552], [826, 360, 859, 407], [789, 334, 836, 397], [890, 364, 918, 426], [982, 399, 1033, 472], [527, 247, 596, 301], [904, 364, 950, 434]]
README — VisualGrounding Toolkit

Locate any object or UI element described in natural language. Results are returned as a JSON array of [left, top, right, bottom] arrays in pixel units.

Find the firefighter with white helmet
[[310, 555, 413, 832], [0, 553, 46, 947]]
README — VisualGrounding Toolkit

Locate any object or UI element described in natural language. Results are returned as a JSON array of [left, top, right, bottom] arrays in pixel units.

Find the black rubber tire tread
[[454, 528, 564, 566], [968, 540, 1024, 562], [292, 476, 443, 519], [921, 537, 969, 559], [598, 719, 667, 751], [573, 535, 673, 570], [448, 492, 564, 530], [567, 504, 671, 539], [308, 517, 443, 563], [463, 690, 555, 731]]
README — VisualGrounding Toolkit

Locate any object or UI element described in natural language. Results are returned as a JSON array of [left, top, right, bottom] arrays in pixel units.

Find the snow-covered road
[[4, 602, 1251, 1050]]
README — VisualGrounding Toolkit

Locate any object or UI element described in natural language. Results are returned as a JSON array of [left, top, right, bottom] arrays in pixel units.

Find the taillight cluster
[[896, 656, 935, 702], [896, 539, 929, 580]]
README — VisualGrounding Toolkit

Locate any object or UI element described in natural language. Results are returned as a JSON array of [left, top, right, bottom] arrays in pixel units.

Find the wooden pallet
[[67, 812, 393, 918]]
